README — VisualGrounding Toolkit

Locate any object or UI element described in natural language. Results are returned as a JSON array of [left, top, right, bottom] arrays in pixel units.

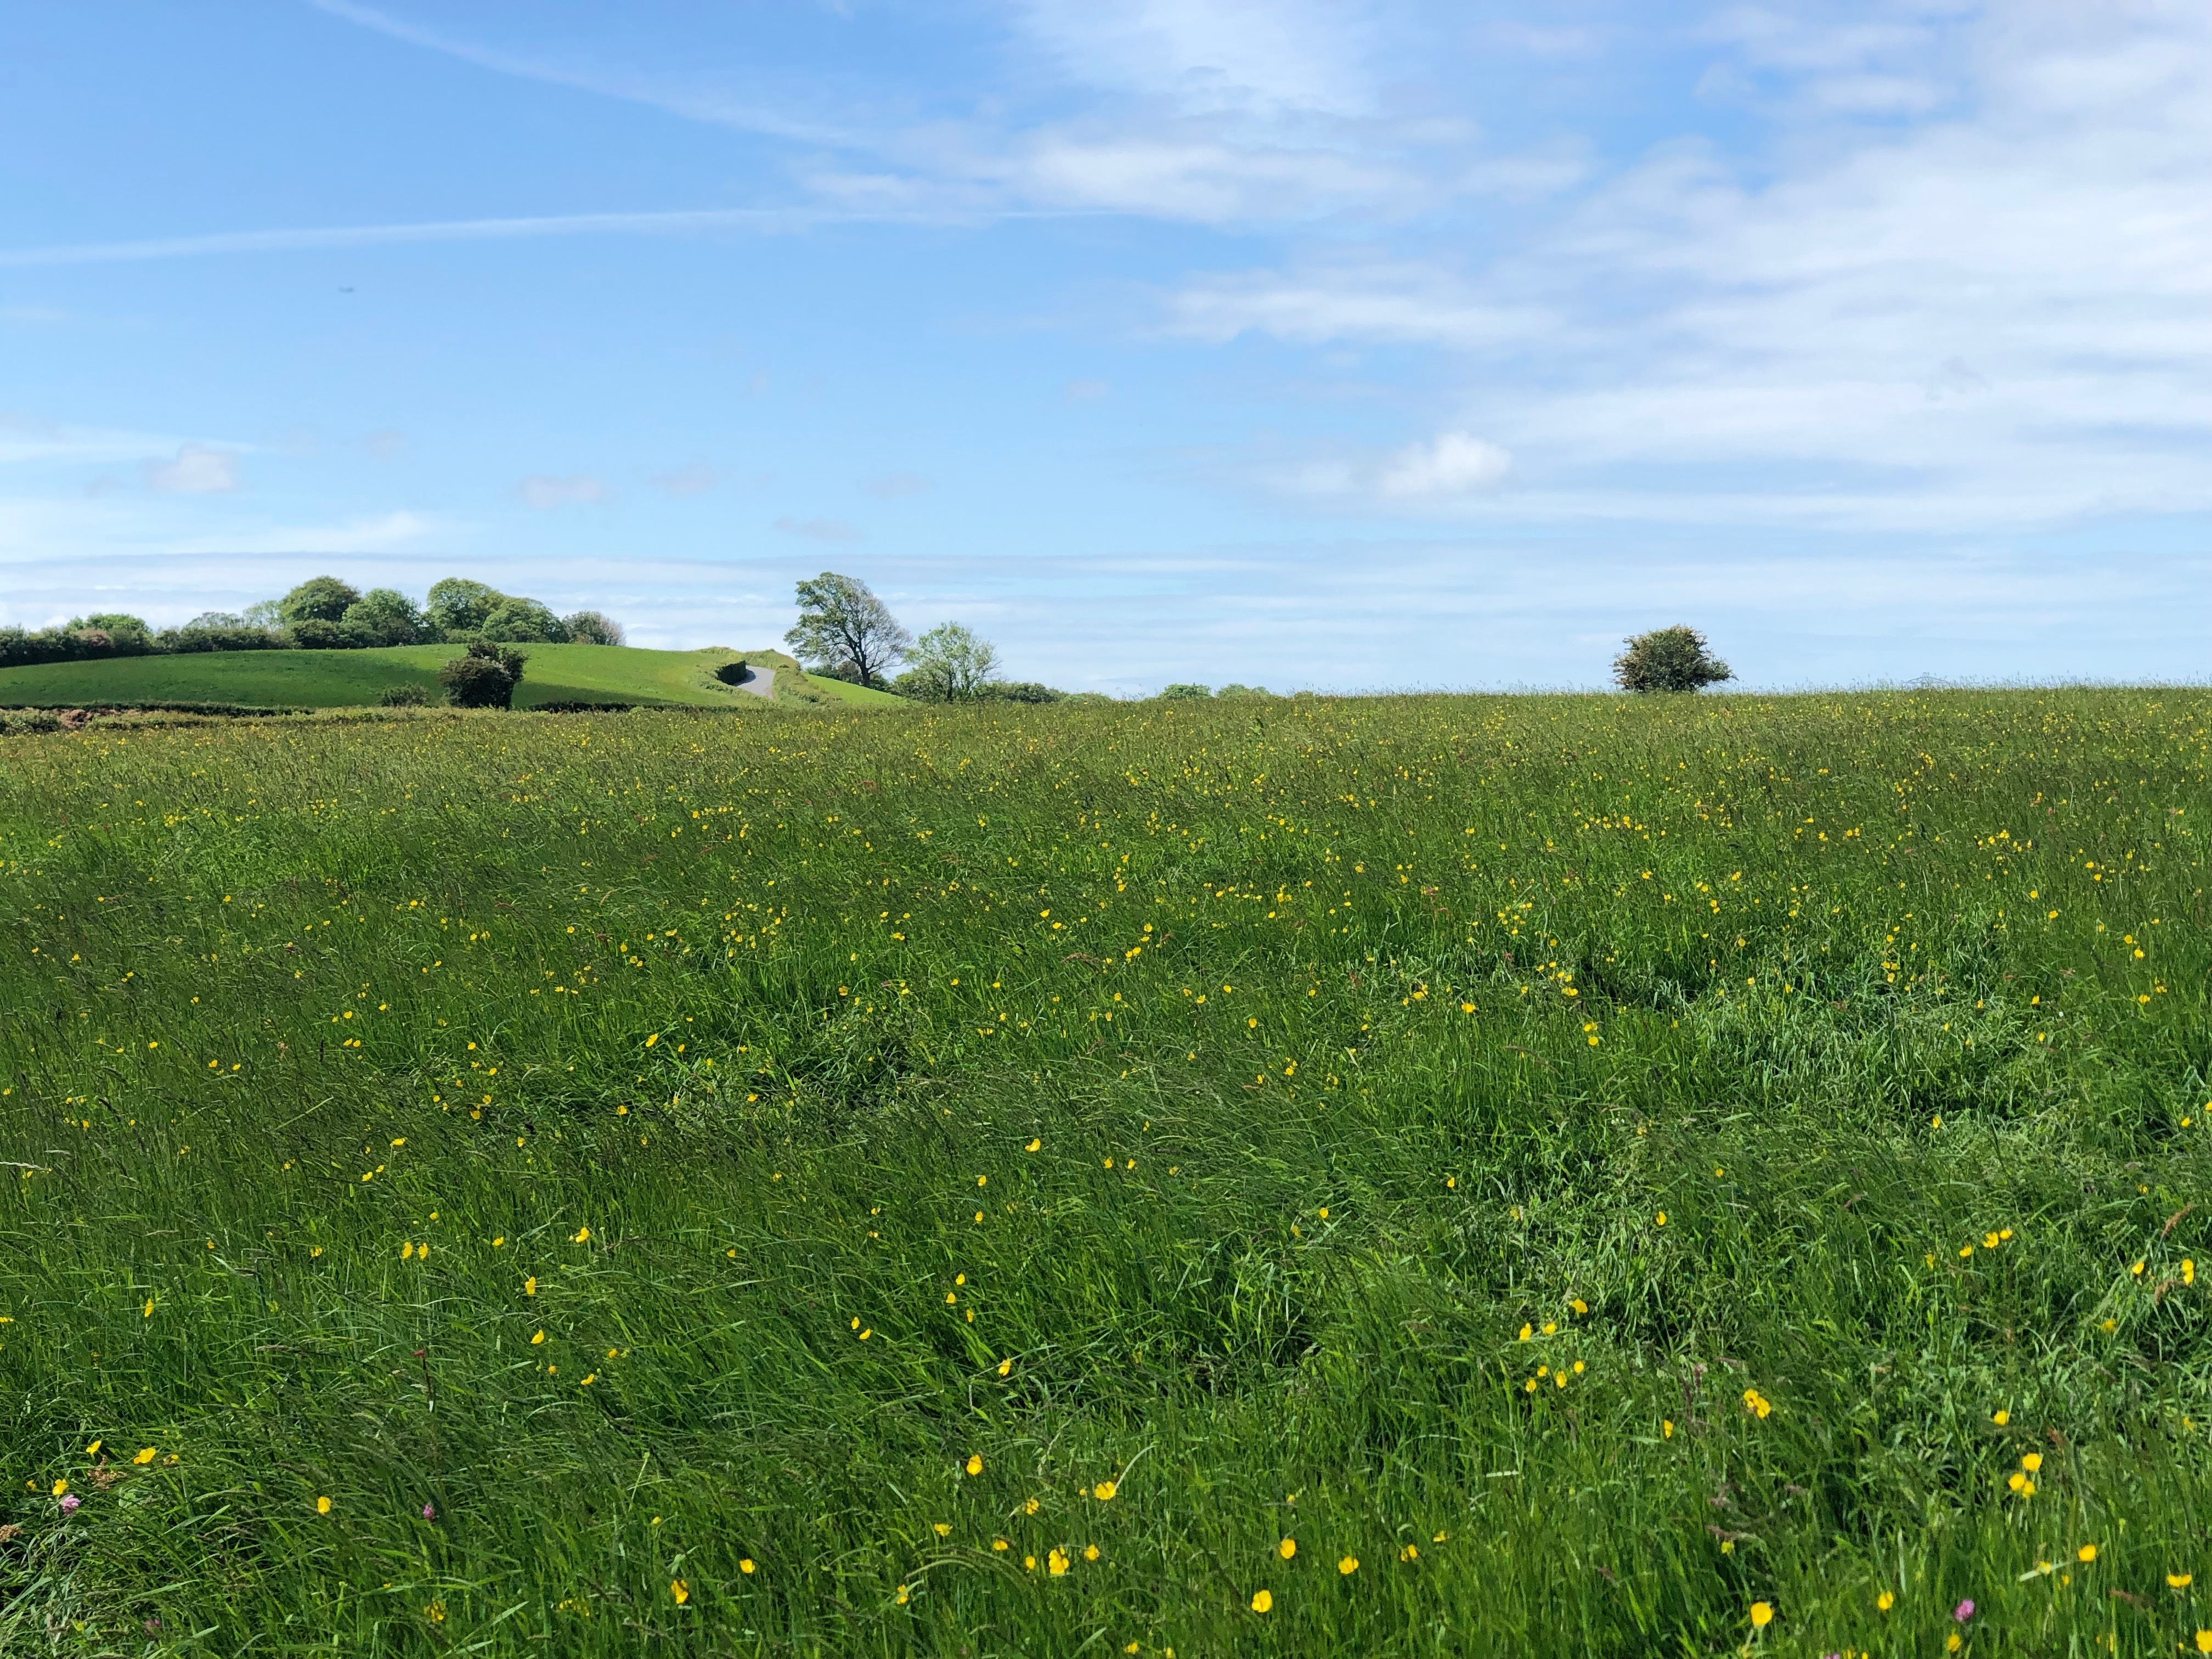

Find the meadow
[[0, 688, 2206, 1657]]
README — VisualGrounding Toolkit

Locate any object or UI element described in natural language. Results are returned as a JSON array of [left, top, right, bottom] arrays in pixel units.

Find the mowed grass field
[[0, 644, 902, 710], [1, 689, 2208, 1657]]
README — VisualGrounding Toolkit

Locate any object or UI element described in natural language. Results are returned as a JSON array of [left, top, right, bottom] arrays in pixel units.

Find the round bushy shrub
[[562, 610, 624, 646], [1612, 626, 1734, 693], [438, 641, 529, 709]]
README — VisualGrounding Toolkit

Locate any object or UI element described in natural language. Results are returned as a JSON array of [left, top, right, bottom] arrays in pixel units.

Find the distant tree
[[481, 598, 570, 644], [898, 622, 1001, 702], [980, 681, 1065, 703], [425, 578, 506, 637], [562, 610, 624, 646], [70, 613, 152, 636], [1215, 684, 1271, 698], [783, 573, 912, 689], [183, 611, 245, 631], [343, 588, 426, 646], [439, 641, 529, 709], [241, 599, 284, 628], [1159, 684, 1211, 700], [1612, 626, 1734, 694], [377, 684, 430, 707], [280, 576, 362, 625]]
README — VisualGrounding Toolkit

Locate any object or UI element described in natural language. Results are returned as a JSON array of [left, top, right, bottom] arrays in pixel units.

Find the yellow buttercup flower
[[1250, 1589, 1272, 1613], [1338, 1555, 1359, 1575], [1093, 1480, 1116, 1501], [669, 1579, 689, 1605], [1750, 1601, 1774, 1628], [316, 1496, 332, 1515], [1278, 1537, 1296, 1560], [965, 1454, 983, 1476]]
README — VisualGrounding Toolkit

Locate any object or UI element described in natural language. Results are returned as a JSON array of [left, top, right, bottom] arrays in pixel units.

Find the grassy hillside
[[0, 644, 903, 710], [1, 690, 2208, 1656]]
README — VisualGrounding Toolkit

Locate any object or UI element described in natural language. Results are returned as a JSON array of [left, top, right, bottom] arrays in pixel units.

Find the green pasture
[[0, 644, 901, 710], [0, 689, 2207, 1656]]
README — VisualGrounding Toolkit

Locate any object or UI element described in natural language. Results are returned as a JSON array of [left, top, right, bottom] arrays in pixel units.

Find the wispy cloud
[[146, 444, 241, 495], [306, 0, 858, 147], [0, 206, 968, 269], [1377, 433, 1511, 500], [517, 474, 609, 509]]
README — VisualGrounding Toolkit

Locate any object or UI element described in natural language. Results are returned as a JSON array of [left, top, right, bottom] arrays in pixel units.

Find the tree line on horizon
[[780, 571, 1736, 701], [3, 563, 1736, 699], [0, 577, 623, 670]]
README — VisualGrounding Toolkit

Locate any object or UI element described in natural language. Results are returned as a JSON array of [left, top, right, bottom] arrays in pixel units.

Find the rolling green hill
[[0, 644, 904, 711]]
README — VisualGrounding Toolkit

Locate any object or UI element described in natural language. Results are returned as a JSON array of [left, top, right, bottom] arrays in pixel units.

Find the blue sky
[[2, 1, 2204, 692]]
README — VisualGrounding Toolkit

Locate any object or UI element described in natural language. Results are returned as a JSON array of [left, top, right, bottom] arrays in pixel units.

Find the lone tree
[[783, 572, 912, 689], [562, 610, 624, 646], [898, 622, 1001, 702], [439, 640, 529, 709], [279, 575, 362, 626], [1613, 626, 1734, 694]]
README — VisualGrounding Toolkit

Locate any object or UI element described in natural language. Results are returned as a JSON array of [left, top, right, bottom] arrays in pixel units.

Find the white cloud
[[365, 430, 406, 460], [1377, 432, 1512, 499], [1159, 2, 2212, 532], [146, 444, 240, 495], [517, 474, 610, 509], [1254, 431, 1513, 509]]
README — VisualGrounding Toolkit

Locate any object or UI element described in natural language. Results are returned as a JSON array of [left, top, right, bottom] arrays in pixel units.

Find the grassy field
[[1, 689, 2207, 1657], [0, 644, 902, 711]]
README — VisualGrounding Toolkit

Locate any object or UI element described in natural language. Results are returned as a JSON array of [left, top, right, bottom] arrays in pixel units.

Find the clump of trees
[[895, 622, 1000, 702], [0, 577, 624, 668], [438, 641, 530, 709], [1158, 683, 1274, 700], [1612, 627, 1734, 693], [783, 573, 1068, 704]]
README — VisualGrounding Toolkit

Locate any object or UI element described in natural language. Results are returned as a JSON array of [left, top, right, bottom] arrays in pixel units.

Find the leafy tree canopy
[[343, 589, 426, 646], [897, 622, 1001, 702], [1612, 625, 1734, 694], [425, 578, 506, 636], [562, 610, 624, 646], [783, 573, 912, 689], [279, 576, 362, 625]]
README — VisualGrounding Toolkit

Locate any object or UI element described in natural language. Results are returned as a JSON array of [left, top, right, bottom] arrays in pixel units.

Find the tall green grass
[[1, 689, 2206, 1656]]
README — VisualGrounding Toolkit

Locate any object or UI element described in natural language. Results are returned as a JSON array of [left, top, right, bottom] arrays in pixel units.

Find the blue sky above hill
[[2, 1, 2204, 692]]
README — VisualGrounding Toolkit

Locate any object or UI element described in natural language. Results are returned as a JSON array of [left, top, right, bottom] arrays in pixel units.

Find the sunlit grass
[[1, 687, 2207, 1655]]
